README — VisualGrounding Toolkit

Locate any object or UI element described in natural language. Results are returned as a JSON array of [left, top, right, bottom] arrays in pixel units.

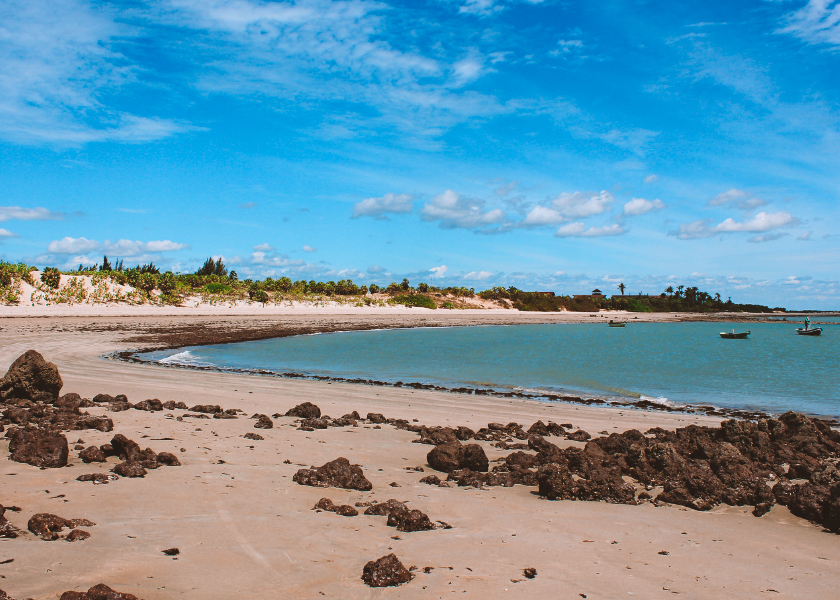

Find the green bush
[[159, 271, 177, 295], [442, 301, 455, 309], [0, 266, 12, 288], [41, 267, 61, 289], [251, 289, 269, 304], [205, 282, 231, 294], [392, 294, 436, 309], [137, 273, 158, 293]]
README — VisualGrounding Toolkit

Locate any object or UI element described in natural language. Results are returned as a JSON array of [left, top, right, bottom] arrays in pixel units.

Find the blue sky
[[0, 0, 838, 308]]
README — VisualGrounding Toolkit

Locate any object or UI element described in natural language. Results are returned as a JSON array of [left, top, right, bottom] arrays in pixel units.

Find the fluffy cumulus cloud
[[302, 245, 317, 252], [47, 237, 100, 254], [46, 237, 188, 254], [429, 265, 448, 278], [708, 189, 766, 210], [521, 205, 564, 227], [0, 206, 63, 222], [421, 190, 506, 229], [352, 193, 414, 219], [623, 197, 665, 216], [463, 270, 493, 280], [253, 243, 275, 252], [554, 223, 625, 238], [643, 174, 659, 184], [0, 228, 17, 238], [550, 191, 614, 218], [673, 211, 798, 239]]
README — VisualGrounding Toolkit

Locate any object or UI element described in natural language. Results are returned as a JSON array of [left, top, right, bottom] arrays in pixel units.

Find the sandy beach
[[1, 309, 838, 599]]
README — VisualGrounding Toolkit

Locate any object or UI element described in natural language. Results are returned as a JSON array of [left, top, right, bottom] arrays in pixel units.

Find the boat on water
[[796, 327, 822, 336], [796, 317, 822, 336], [720, 330, 750, 339], [608, 320, 626, 327]]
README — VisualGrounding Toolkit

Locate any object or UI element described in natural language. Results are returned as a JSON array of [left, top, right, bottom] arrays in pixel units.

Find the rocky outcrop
[[313, 498, 359, 516], [27, 513, 95, 541], [59, 584, 143, 600], [7, 427, 68, 468], [253, 414, 273, 429], [361, 554, 413, 587], [426, 441, 489, 473], [77, 473, 118, 484], [293, 457, 373, 491], [0, 350, 63, 403], [0, 505, 23, 538], [133, 399, 163, 412], [285, 402, 321, 419], [79, 446, 107, 463]]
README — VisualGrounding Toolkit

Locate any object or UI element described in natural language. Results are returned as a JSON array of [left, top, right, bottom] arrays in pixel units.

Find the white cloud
[[457, 0, 504, 16], [623, 197, 665, 216], [521, 205, 565, 227], [553, 270, 565, 276], [494, 181, 518, 196], [0, 0, 193, 145], [464, 270, 493, 280], [551, 191, 614, 218], [421, 190, 506, 229], [451, 51, 487, 87], [101, 239, 188, 255], [47, 237, 100, 254], [302, 245, 317, 252], [554, 223, 625, 238], [643, 174, 659, 184], [673, 211, 798, 239], [253, 243, 275, 252], [352, 193, 414, 219], [429, 265, 448, 278], [797, 231, 813, 241], [0, 206, 63, 222], [0, 228, 17, 238], [748, 233, 788, 243], [714, 211, 797, 233], [779, 1, 840, 46], [709, 189, 766, 210]]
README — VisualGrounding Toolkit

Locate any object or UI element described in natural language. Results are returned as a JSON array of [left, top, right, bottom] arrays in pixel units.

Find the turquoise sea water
[[138, 322, 840, 418]]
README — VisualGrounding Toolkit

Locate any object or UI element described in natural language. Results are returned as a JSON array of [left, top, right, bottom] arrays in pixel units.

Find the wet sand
[[0, 312, 838, 599]]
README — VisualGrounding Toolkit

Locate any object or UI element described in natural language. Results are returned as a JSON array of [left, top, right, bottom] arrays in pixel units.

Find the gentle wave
[[158, 350, 216, 368]]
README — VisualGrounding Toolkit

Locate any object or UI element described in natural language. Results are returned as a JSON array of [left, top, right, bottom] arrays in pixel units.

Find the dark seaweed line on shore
[[109, 349, 839, 426]]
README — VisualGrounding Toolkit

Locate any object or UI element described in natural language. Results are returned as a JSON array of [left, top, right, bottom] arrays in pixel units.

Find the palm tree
[[665, 285, 674, 297], [617, 283, 626, 295]]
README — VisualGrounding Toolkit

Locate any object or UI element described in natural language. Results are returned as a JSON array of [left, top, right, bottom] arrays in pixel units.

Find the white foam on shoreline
[[158, 350, 214, 367], [639, 394, 676, 407]]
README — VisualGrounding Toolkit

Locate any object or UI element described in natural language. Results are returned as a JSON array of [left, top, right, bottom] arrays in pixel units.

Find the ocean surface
[[137, 322, 840, 418]]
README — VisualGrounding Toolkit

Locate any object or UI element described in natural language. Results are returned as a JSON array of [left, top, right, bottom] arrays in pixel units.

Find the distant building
[[573, 288, 606, 300], [536, 291, 555, 297]]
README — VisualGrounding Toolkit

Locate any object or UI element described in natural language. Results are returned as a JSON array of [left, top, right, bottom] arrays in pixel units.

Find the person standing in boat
[[805, 316, 810, 330]]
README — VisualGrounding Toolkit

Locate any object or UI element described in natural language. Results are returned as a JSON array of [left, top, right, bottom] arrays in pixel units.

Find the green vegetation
[[391, 294, 436, 309], [0, 258, 783, 312]]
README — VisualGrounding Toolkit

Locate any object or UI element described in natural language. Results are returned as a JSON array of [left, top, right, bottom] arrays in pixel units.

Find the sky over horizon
[[1, 0, 838, 308]]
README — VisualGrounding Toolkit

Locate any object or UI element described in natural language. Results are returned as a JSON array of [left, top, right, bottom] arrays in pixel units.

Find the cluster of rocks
[[27, 513, 95, 542], [279, 403, 397, 431], [75, 433, 181, 480], [363, 499, 450, 532], [408, 419, 584, 446], [293, 457, 373, 491], [312, 497, 358, 516]]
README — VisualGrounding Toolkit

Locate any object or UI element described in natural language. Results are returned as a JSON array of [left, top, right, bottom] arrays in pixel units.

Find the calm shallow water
[[139, 322, 840, 418]]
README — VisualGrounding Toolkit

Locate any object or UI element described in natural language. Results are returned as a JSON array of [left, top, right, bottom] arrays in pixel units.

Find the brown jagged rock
[[313, 498, 359, 516], [8, 427, 69, 468], [419, 474, 441, 485], [80, 446, 107, 463], [454, 426, 475, 441], [293, 457, 373, 491], [0, 505, 23, 538], [0, 350, 63, 403], [189, 404, 222, 414], [55, 393, 82, 411], [462, 444, 489, 472], [113, 461, 147, 478], [426, 441, 489, 473], [59, 583, 142, 600], [27, 513, 94, 540], [524, 567, 537, 579], [362, 553, 413, 587], [156, 452, 181, 466], [300, 418, 328, 429], [253, 414, 273, 429], [285, 402, 321, 419], [92, 394, 115, 403], [567, 429, 592, 442], [243, 432, 263, 440], [364, 500, 438, 532], [416, 426, 458, 445], [65, 529, 91, 542], [367, 412, 387, 424], [134, 399, 163, 412], [2, 406, 29, 425], [342, 411, 361, 420]]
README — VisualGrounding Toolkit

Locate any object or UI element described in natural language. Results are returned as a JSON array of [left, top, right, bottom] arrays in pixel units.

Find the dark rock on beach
[[285, 402, 321, 419], [0, 350, 63, 403], [253, 414, 273, 429], [27, 513, 95, 541], [427, 441, 489, 473], [79, 446, 107, 463], [7, 427, 68, 468], [59, 583, 143, 600], [362, 553, 413, 588], [189, 404, 222, 414], [77, 473, 118, 484], [243, 432, 263, 440], [113, 461, 147, 478], [0, 505, 23, 538], [313, 498, 359, 516], [133, 399, 163, 412], [293, 457, 373, 491], [367, 412, 387, 424]]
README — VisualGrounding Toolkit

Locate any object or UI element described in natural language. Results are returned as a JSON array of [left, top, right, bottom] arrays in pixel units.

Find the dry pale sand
[[0, 312, 837, 600]]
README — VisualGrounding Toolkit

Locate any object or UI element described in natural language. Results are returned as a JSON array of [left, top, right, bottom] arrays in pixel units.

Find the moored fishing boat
[[719, 330, 750, 339], [608, 320, 626, 327], [796, 327, 822, 336]]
